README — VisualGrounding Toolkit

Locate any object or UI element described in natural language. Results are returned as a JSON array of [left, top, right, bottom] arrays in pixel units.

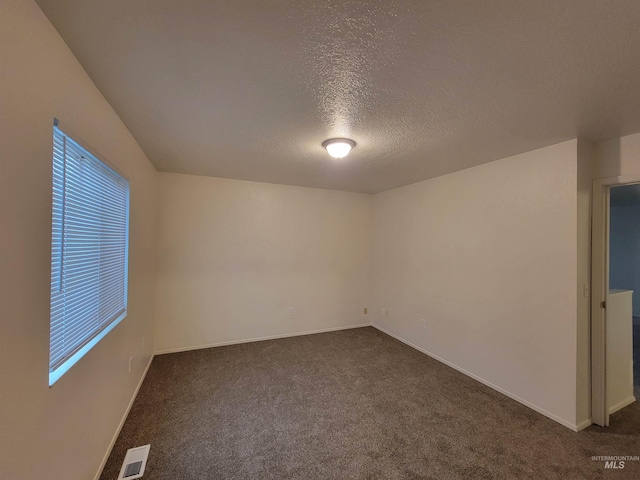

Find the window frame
[[49, 119, 130, 386]]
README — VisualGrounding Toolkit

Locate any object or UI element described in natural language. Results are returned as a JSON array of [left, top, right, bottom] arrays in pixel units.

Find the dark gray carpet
[[100, 327, 640, 480]]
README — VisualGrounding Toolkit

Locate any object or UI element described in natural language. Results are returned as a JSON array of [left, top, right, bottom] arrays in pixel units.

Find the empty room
[[2, 1, 640, 479]]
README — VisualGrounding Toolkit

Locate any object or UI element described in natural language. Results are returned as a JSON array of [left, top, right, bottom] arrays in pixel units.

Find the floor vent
[[118, 445, 150, 480]]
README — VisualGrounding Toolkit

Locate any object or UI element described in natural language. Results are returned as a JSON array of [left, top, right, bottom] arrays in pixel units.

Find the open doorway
[[609, 184, 640, 403], [591, 178, 640, 427]]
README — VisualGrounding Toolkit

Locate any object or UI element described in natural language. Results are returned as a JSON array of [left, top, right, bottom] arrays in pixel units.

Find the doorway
[[609, 184, 640, 403], [591, 177, 640, 426]]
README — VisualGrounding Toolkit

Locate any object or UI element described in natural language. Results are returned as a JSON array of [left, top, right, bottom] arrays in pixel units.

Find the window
[[49, 121, 129, 385]]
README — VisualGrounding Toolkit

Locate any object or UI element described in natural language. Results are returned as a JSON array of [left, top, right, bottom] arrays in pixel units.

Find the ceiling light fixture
[[322, 138, 356, 159]]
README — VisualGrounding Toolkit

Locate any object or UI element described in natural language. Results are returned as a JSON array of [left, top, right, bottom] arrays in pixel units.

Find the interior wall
[[610, 204, 640, 316], [591, 132, 640, 422], [0, 2, 158, 480], [593, 132, 640, 180], [593, 133, 640, 315], [154, 173, 371, 353], [370, 141, 580, 428], [576, 139, 593, 428]]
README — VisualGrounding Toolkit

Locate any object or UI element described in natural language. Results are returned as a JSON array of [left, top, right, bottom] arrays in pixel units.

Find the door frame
[[591, 173, 640, 426]]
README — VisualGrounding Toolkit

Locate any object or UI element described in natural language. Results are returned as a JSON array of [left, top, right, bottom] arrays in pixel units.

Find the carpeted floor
[[100, 327, 640, 480]]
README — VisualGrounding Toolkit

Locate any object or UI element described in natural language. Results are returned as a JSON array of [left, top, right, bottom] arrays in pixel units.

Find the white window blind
[[49, 122, 129, 385]]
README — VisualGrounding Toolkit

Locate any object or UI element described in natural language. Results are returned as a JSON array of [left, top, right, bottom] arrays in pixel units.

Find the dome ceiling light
[[322, 138, 356, 159]]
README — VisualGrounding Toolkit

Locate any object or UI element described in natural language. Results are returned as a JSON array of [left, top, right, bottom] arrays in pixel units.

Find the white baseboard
[[154, 323, 371, 355], [93, 354, 154, 480], [371, 324, 581, 432], [609, 395, 637, 415], [575, 418, 592, 431]]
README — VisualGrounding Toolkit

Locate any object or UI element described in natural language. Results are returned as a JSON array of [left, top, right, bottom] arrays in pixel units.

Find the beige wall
[[593, 132, 640, 180], [0, 2, 157, 480], [154, 173, 371, 353], [370, 141, 580, 429], [576, 139, 593, 428]]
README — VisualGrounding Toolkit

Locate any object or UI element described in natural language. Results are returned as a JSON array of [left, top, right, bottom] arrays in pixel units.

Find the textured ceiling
[[35, 0, 640, 193]]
